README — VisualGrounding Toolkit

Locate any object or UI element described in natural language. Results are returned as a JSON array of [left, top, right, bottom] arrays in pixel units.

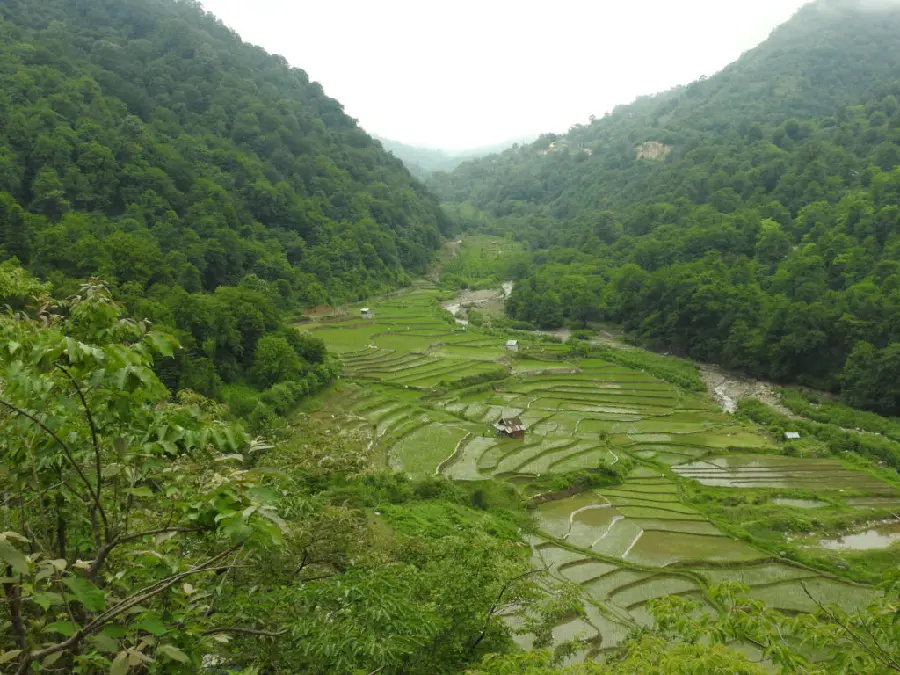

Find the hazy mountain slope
[[376, 135, 536, 179], [432, 0, 900, 217], [0, 0, 450, 394], [374, 137, 462, 179]]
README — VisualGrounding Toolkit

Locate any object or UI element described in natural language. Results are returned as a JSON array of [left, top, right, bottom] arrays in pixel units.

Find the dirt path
[[588, 328, 637, 352]]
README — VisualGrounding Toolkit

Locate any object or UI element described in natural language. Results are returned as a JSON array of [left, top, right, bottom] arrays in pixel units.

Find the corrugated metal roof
[[496, 416, 526, 433]]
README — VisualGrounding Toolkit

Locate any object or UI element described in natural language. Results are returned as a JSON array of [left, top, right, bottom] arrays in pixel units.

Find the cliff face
[[635, 141, 672, 161]]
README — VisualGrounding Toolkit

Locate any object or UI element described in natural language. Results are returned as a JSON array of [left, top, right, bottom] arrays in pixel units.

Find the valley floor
[[300, 281, 900, 662]]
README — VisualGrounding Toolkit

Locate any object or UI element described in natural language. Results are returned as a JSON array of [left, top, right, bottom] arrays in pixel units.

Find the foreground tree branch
[[0, 397, 105, 524], [801, 582, 900, 673], [202, 627, 287, 637], [87, 526, 209, 582], [56, 364, 107, 536], [16, 545, 241, 674], [468, 569, 541, 655]]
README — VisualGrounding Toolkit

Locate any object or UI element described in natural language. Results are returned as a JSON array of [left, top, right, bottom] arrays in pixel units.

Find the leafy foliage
[[471, 578, 900, 674], [0, 273, 285, 672]]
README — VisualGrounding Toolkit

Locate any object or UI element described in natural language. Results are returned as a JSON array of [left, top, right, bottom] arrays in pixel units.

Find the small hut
[[784, 431, 801, 440], [495, 415, 526, 439], [506, 339, 519, 353], [360, 307, 374, 320]]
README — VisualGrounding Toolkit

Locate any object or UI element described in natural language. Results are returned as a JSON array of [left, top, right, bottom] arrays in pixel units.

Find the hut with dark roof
[[495, 415, 526, 439]]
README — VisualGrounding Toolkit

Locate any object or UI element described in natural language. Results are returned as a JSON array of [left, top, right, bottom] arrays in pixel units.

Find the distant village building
[[360, 307, 374, 320], [506, 339, 519, 353], [495, 416, 526, 439], [784, 431, 801, 440]]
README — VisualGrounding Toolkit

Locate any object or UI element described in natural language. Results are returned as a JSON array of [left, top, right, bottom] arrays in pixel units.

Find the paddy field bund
[[305, 286, 900, 661]]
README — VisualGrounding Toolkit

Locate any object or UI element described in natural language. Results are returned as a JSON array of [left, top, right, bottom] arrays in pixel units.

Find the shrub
[[252, 334, 303, 387], [221, 382, 259, 418]]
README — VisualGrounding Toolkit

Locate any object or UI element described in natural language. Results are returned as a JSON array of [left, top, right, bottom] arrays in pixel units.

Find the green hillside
[[0, 0, 450, 395], [434, 0, 900, 415]]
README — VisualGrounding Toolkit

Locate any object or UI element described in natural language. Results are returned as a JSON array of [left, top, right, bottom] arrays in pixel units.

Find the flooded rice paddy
[[308, 286, 898, 661], [819, 521, 900, 550]]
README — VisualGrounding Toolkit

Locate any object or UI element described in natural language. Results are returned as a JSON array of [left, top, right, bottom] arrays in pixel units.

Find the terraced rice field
[[673, 455, 895, 491], [308, 286, 895, 661]]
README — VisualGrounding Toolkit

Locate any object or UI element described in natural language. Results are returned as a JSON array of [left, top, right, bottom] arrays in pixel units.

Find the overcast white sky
[[200, 0, 810, 151]]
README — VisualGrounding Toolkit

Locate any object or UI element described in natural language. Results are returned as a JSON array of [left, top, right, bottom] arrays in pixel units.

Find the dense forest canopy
[[0, 0, 450, 398], [433, 0, 900, 415]]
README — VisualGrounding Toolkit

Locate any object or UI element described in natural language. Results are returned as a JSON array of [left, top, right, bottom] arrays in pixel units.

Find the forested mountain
[[433, 0, 900, 415], [433, 0, 900, 216], [0, 0, 450, 397]]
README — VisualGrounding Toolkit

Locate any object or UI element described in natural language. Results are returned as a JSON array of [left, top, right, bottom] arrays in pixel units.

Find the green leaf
[[32, 592, 64, 610], [211, 427, 227, 449], [248, 486, 279, 504], [157, 643, 190, 663], [90, 633, 120, 654], [110, 651, 129, 675], [0, 531, 29, 542], [45, 621, 77, 637], [0, 650, 22, 665], [0, 539, 29, 574], [126, 486, 154, 498], [42, 651, 64, 667], [134, 614, 168, 636], [65, 337, 82, 363], [101, 463, 123, 478], [145, 332, 176, 358], [159, 440, 179, 456], [63, 576, 106, 612], [101, 624, 127, 638], [34, 566, 55, 583]]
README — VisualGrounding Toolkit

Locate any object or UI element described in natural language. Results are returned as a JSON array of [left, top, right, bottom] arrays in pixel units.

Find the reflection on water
[[772, 498, 826, 508], [819, 522, 900, 550]]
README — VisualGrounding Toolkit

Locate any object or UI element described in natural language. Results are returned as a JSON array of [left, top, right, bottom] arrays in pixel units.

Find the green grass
[[391, 424, 471, 478]]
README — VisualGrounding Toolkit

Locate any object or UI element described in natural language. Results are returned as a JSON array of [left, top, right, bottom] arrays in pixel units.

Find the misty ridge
[[818, 0, 900, 11]]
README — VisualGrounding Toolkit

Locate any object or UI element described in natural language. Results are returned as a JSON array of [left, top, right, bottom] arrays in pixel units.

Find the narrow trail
[[435, 431, 473, 475], [591, 515, 624, 547], [565, 504, 612, 539], [621, 531, 643, 559]]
